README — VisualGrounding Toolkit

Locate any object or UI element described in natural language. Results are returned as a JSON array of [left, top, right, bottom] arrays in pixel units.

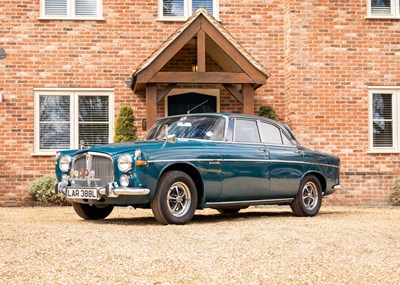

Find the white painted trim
[[39, 0, 103, 20], [368, 87, 400, 153], [164, 88, 220, 116], [157, 0, 220, 21], [34, 88, 114, 153], [366, 0, 400, 18]]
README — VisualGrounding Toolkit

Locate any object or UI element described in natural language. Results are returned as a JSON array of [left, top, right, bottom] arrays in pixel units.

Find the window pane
[[373, 94, 393, 147], [75, 0, 98, 16], [79, 96, 109, 122], [79, 96, 109, 147], [40, 123, 70, 149], [79, 124, 109, 147], [260, 122, 282, 145], [371, 0, 391, 14], [40, 95, 70, 122], [234, 120, 261, 143], [192, 0, 213, 15], [163, 0, 184, 17], [45, 0, 67, 16]]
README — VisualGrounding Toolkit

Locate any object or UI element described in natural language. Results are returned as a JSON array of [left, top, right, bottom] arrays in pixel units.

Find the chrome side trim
[[147, 158, 340, 169], [205, 198, 294, 207]]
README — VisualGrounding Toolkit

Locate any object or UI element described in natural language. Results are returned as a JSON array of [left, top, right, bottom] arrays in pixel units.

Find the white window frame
[[39, 0, 104, 20], [157, 0, 219, 21], [368, 87, 400, 153], [33, 88, 114, 155], [366, 0, 400, 19]]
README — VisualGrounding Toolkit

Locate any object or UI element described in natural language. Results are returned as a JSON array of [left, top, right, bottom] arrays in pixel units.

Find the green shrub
[[114, 105, 137, 142], [26, 174, 69, 206], [258, 105, 277, 120], [390, 177, 400, 206]]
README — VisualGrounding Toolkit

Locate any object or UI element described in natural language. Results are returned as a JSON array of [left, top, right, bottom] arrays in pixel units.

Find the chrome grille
[[72, 153, 113, 187]]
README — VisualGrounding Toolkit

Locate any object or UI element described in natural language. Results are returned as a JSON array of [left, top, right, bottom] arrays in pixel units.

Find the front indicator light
[[135, 160, 147, 166]]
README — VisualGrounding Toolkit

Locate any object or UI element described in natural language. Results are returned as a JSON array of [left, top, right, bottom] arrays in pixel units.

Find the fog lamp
[[119, 174, 130, 187]]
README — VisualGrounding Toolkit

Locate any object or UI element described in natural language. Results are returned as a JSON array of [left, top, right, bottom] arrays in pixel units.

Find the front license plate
[[67, 188, 98, 200]]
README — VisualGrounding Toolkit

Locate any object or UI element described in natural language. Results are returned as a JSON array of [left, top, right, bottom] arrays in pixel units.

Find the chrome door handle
[[294, 150, 304, 155]]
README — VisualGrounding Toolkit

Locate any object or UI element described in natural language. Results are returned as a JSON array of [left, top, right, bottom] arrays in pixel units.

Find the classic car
[[55, 113, 341, 224]]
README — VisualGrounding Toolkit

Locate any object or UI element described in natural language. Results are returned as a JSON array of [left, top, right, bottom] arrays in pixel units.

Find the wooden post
[[242, 83, 254, 115], [197, 30, 206, 72], [146, 84, 157, 128]]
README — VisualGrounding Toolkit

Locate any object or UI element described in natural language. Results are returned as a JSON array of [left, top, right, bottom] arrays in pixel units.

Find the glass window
[[159, 0, 218, 20], [234, 120, 261, 143], [368, 0, 400, 18], [372, 94, 393, 148], [259, 122, 283, 145], [41, 0, 101, 19], [35, 90, 113, 153]]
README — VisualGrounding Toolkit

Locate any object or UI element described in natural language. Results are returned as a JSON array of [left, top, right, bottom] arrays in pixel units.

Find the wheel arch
[[302, 171, 327, 194], [159, 163, 205, 208]]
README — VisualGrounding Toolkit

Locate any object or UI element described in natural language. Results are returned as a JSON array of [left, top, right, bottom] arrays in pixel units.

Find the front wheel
[[72, 202, 114, 220], [151, 171, 198, 225], [290, 176, 322, 217]]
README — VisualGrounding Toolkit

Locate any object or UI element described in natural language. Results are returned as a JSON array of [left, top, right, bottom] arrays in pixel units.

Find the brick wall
[[0, 0, 399, 205]]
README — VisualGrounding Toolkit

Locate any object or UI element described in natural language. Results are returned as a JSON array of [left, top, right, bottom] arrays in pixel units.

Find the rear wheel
[[151, 171, 198, 225], [290, 176, 322, 217], [72, 202, 114, 220]]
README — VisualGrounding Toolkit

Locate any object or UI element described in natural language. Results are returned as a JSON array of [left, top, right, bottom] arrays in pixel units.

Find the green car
[[55, 113, 340, 224]]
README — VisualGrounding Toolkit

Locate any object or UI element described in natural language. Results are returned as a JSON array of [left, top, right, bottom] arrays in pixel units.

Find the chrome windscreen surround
[[71, 152, 114, 188]]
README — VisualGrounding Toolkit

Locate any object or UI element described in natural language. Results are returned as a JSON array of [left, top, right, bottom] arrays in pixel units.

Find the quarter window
[[367, 0, 400, 18], [34, 89, 114, 154], [259, 122, 292, 146], [369, 88, 400, 152], [40, 0, 102, 19], [159, 0, 219, 20]]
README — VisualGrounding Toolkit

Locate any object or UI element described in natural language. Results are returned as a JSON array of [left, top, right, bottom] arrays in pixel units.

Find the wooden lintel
[[157, 83, 176, 102], [223, 84, 243, 104], [148, 72, 255, 84], [197, 30, 206, 72]]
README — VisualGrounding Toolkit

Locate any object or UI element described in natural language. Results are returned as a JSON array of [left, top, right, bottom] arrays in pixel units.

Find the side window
[[234, 119, 261, 143], [259, 122, 283, 145]]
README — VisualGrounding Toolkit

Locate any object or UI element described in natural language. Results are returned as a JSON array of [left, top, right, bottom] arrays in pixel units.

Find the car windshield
[[145, 115, 226, 141]]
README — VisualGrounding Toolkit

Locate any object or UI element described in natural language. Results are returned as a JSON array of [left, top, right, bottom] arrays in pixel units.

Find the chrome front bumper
[[55, 181, 150, 199]]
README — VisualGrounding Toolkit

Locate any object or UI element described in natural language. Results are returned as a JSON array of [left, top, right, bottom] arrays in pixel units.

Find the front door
[[167, 93, 217, 116]]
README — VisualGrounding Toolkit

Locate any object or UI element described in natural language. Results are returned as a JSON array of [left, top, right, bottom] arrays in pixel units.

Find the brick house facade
[[1, 0, 399, 206]]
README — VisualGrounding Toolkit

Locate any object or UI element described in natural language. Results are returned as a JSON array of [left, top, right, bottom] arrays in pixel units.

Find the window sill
[[365, 16, 400, 20], [367, 150, 400, 154], [157, 16, 220, 22], [31, 152, 57, 157], [37, 17, 105, 21]]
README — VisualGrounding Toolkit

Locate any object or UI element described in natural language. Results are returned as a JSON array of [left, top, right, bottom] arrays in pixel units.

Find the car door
[[219, 118, 270, 201], [258, 121, 304, 199]]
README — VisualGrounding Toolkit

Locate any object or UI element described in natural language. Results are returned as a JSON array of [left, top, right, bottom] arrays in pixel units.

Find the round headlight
[[59, 155, 71, 172], [118, 154, 132, 172], [119, 174, 130, 187]]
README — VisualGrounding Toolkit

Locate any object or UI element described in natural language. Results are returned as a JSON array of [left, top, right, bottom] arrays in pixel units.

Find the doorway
[[166, 90, 219, 116]]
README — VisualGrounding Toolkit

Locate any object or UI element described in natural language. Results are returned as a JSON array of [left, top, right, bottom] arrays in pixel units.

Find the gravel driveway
[[0, 206, 399, 284]]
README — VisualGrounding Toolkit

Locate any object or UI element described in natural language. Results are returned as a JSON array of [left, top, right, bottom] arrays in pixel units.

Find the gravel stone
[[0, 206, 399, 284]]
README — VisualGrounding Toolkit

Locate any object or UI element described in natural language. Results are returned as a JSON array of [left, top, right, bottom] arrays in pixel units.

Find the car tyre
[[72, 202, 114, 220], [151, 171, 198, 225], [290, 175, 322, 217]]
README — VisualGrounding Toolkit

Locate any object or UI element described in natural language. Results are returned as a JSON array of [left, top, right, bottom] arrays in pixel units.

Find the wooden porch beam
[[146, 84, 158, 128], [148, 72, 255, 84], [242, 83, 254, 115], [197, 30, 206, 72], [223, 84, 243, 104], [157, 83, 176, 102]]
